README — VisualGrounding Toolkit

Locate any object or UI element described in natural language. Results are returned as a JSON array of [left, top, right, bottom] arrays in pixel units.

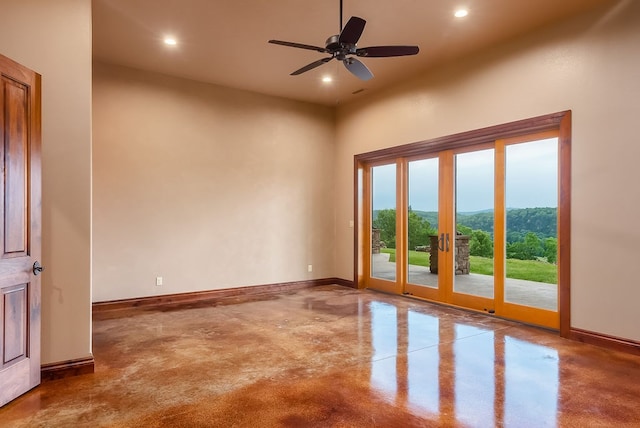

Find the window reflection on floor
[[407, 311, 439, 414], [368, 303, 560, 426], [504, 337, 559, 426], [370, 301, 397, 400], [454, 324, 495, 426]]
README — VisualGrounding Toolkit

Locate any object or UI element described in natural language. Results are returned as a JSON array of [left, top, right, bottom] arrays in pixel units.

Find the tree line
[[410, 207, 557, 241], [373, 207, 557, 263]]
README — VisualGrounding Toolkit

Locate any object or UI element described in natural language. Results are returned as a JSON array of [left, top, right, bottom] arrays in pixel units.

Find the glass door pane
[[504, 138, 558, 311], [453, 149, 495, 299], [407, 158, 439, 288], [371, 164, 397, 282]]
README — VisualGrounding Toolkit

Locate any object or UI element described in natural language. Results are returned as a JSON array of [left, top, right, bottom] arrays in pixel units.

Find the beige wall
[[92, 63, 335, 302], [0, 0, 93, 364], [3, 0, 636, 367], [335, 1, 640, 341]]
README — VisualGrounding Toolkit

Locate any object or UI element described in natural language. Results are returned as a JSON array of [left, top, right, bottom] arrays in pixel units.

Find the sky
[[372, 138, 558, 212]]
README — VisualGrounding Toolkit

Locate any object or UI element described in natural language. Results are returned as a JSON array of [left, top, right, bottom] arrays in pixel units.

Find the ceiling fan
[[268, 0, 419, 81]]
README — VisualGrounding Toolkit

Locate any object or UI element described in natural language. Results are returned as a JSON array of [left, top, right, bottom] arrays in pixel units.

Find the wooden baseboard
[[41, 357, 95, 382], [570, 328, 640, 356], [333, 278, 356, 288], [93, 278, 354, 312]]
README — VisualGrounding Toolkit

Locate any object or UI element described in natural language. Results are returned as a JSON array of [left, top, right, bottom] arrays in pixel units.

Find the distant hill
[[376, 207, 557, 240], [412, 210, 438, 226], [503, 207, 557, 240]]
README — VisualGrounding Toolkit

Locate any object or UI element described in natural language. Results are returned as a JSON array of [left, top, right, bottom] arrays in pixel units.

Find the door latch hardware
[[33, 261, 45, 276]]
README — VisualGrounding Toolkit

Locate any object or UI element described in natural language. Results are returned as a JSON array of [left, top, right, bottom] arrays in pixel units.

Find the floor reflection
[[504, 337, 559, 427], [1, 286, 635, 426], [407, 311, 439, 415], [368, 303, 560, 427], [370, 302, 398, 401], [454, 325, 496, 427]]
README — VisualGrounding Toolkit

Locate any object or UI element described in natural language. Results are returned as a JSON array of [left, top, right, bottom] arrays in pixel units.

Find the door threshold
[[367, 287, 559, 334]]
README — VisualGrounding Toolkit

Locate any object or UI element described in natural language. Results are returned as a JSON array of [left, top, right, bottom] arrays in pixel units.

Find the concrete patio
[[372, 253, 557, 311]]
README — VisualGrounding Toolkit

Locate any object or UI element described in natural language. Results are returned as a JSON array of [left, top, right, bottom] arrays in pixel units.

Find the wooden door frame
[[493, 131, 561, 329], [445, 130, 561, 328], [360, 159, 404, 295], [354, 111, 572, 337], [401, 153, 446, 302]]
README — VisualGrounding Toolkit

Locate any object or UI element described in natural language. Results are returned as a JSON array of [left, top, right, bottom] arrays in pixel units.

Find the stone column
[[455, 235, 470, 275], [372, 229, 381, 254]]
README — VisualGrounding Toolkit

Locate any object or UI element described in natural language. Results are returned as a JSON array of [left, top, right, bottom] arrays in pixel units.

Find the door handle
[[438, 233, 444, 251], [33, 261, 45, 276], [446, 233, 450, 252]]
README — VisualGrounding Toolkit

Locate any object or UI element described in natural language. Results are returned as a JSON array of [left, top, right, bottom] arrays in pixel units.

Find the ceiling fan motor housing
[[325, 35, 340, 51], [326, 35, 357, 60]]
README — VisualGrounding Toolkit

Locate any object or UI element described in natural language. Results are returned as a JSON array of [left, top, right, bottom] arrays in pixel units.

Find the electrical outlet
[[156, 276, 163, 286], [307, 264, 313, 272]]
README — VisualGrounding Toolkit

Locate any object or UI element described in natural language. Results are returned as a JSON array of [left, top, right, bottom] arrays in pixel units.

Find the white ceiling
[[92, 0, 612, 106]]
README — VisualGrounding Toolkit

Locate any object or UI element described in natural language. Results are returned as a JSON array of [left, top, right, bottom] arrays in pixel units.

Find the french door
[[357, 114, 571, 331]]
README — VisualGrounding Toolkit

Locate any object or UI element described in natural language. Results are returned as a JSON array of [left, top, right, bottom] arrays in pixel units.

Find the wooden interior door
[[0, 53, 42, 407]]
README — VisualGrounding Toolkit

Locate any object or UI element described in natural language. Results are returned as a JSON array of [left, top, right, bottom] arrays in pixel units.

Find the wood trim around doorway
[[353, 111, 570, 163]]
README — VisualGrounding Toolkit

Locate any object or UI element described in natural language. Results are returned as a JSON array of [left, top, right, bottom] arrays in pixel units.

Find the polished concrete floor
[[1, 285, 639, 427]]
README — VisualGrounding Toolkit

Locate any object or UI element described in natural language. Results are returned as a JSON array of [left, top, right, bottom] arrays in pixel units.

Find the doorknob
[[33, 261, 45, 276], [438, 233, 445, 251]]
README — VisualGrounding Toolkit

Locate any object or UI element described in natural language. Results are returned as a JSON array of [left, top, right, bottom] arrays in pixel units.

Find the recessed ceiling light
[[322, 76, 333, 83], [164, 37, 177, 46], [454, 9, 469, 18]]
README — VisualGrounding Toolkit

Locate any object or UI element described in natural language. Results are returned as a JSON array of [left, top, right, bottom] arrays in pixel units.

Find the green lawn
[[380, 248, 557, 284]]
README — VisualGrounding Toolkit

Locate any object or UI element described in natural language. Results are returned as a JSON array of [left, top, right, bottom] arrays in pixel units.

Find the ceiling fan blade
[[339, 16, 366, 45], [291, 57, 333, 76], [343, 58, 373, 81], [269, 40, 328, 53], [356, 46, 420, 57]]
